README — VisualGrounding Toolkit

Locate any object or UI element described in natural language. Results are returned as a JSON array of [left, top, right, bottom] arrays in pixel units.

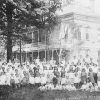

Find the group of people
[[0, 55, 100, 91]]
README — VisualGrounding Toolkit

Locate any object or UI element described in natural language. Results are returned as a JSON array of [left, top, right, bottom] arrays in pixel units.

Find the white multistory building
[[12, 0, 100, 65], [49, 0, 100, 65]]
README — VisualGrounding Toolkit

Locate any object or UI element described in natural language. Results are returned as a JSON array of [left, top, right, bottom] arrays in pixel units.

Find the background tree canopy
[[0, 0, 62, 62]]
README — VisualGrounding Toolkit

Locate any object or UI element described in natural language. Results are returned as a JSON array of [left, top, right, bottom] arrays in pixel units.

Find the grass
[[0, 85, 100, 100]]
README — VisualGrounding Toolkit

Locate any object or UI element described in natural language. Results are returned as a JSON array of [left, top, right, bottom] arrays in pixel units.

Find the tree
[[0, 0, 61, 62]]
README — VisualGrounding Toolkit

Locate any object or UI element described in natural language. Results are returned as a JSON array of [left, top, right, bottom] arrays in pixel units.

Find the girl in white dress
[[40, 73, 47, 86], [81, 82, 88, 90], [29, 69, 35, 85], [68, 71, 75, 85], [5, 71, 11, 85], [61, 76, 66, 85], [0, 73, 6, 85], [5, 67, 11, 85], [34, 70, 41, 86], [14, 69, 20, 84]]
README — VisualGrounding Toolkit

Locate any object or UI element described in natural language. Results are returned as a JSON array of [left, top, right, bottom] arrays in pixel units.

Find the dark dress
[[94, 73, 98, 84], [52, 77, 58, 87]]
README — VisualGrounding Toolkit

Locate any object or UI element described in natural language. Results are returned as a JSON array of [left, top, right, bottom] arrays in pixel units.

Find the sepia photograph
[[0, 0, 100, 100]]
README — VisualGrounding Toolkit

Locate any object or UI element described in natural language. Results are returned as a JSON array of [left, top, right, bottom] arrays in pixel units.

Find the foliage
[[0, 0, 62, 61], [0, 0, 62, 36]]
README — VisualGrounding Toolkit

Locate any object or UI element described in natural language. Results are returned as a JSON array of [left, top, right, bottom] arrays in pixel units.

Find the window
[[86, 33, 89, 41], [78, 31, 81, 40]]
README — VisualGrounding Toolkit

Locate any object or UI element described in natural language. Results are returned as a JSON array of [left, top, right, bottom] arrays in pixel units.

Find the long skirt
[[94, 73, 98, 83], [81, 76, 87, 84], [0, 75, 6, 85], [40, 77, 47, 85], [61, 78, 66, 85], [52, 77, 58, 87], [29, 77, 34, 84], [21, 77, 29, 85]]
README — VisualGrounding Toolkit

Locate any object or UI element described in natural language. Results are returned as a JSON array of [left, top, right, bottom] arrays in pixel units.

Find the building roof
[[59, 12, 100, 23]]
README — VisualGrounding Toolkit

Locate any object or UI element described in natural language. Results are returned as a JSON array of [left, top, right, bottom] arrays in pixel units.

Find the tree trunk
[[19, 38, 22, 64], [6, 2, 13, 62]]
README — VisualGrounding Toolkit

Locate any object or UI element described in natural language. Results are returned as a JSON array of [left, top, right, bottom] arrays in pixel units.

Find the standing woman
[[88, 68, 95, 86], [81, 68, 87, 85], [97, 68, 100, 87], [93, 64, 98, 84]]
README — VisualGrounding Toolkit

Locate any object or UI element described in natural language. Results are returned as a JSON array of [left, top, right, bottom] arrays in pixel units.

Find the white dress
[[93, 67, 98, 73], [29, 76, 35, 84], [5, 73, 11, 85], [61, 77, 66, 85], [81, 84, 87, 90], [14, 75, 20, 84], [85, 57, 91, 64], [40, 76, 47, 85], [74, 76, 80, 83], [34, 77, 41, 84], [68, 72, 75, 84], [0, 75, 6, 85]]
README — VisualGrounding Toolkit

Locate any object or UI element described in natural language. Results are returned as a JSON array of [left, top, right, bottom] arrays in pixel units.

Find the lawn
[[0, 85, 100, 100]]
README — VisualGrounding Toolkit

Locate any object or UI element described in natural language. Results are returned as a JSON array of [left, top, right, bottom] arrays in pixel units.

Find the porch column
[[26, 52, 27, 62], [37, 29, 39, 59], [51, 49, 53, 60], [32, 32, 34, 61], [45, 50, 46, 62]]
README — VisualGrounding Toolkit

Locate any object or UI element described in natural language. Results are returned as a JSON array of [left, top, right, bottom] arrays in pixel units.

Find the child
[[29, 69, 35, 85], [66, 84, 76, 91], [81, 82, 88, 91], [34, 75, 41, 87], [68, 70, 75, 85], [61, 75, 66, 86], [14, 69, 20, 87], [40, 73, 47, 86], [0, 73, 6, 85]]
